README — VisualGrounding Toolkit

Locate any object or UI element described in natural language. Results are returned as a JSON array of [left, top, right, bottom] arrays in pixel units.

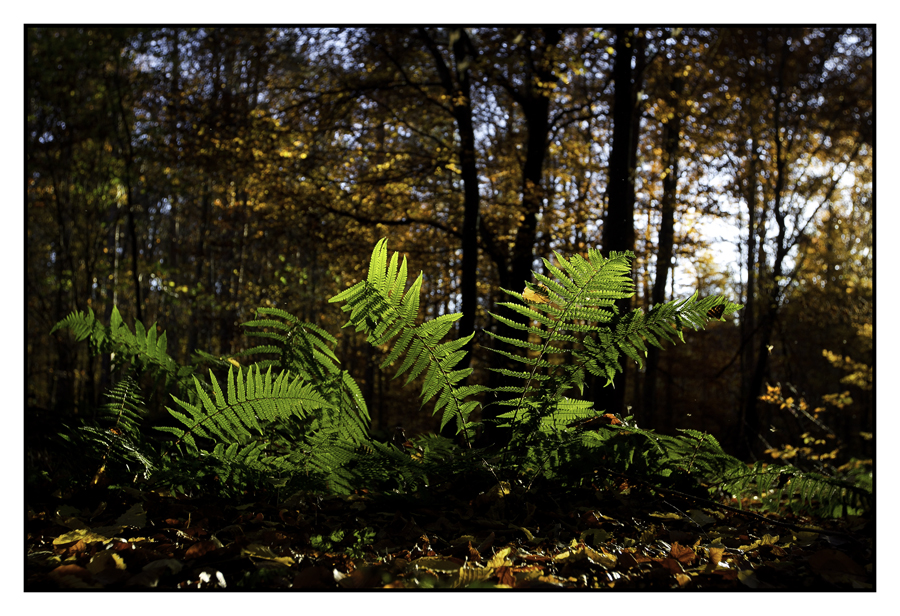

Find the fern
[[329, 238, 487, 446], [487, 250, 739, 423], [47, 239, 870, 519], [153, 361, 384, 496], [156, 364, 330, 454], [52, 306, 205, 403], [96, 374, 147, 435], [240, 307, 370, 446], [562, 419, 872, 517], [64, 375, 156, 482], [484, 249, 739, 470]]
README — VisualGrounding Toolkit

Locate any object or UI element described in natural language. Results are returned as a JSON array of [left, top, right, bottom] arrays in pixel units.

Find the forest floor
[[26, 477, 874, 590]]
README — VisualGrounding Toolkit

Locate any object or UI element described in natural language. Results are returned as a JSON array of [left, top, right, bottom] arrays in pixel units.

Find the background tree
[[27, 26, 873, 462], [28, 28, 146, 413], [707, 27, 871, 456]]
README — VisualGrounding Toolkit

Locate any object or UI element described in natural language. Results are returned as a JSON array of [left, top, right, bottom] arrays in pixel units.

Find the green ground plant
[[44, 239, 871, 518]]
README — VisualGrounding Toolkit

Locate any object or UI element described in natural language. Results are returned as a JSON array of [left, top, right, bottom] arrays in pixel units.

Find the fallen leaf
[[487, 547, 515, 569], [580, 528, 611, 545], [185, 540, 220, 559], [456, 565, 493, 588], [649, 511, 682, 520], [495, 565, 516, 587], [792, 531, 819, 546], [49, 564, 92, 583], [707, 545, 725, 568], [670, 542, 697, 566], [409, 556, 465, 572], [61, 539, 88, 558], [86, 551, 126, 576], [49, 564, 98, 588], [687, 509, 716, 527], [115, 503, 147, 528], [241, 543, 294, 566], [53, 528, 113, 545], [659, 557, 683, 575]]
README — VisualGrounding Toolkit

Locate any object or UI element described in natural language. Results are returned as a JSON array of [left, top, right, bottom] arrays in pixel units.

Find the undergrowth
[[41, 239, 871, 519]]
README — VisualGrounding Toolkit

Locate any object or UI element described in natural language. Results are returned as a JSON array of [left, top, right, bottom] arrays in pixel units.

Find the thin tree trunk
[[740, 42, 791, 457], [419, 27, 482, 372], [738, 130, 760, 454], [643, 75, 683, 429], [451, 28, 481, 373]]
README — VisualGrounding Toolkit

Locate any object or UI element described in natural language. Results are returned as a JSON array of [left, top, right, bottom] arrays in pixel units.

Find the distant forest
[[26, 27, 872, 462]]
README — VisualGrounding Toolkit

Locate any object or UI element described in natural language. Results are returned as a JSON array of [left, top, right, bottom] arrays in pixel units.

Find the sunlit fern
[[47, 240, 870, 518], [484, 248, 740, 438], [329, 238, 487, 447], [238, 307, 370, 446]]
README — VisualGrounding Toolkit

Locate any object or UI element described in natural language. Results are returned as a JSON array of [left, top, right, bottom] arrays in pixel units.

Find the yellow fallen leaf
[[487, 547, 515, 569], [522, 287, 551, 304], [53, 528, 116, 545], [707, 545, 725, 568], [522, 284, 562, 310], [241, 544, 294, 566], [455, 566, 493, 588]]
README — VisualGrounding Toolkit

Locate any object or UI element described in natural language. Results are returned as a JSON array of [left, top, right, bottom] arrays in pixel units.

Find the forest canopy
[[26, 26, 872, 463]]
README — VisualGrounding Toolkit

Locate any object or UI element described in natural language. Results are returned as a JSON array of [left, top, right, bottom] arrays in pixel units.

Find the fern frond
[[715, 460, 872, 517], [60, 375, 157, 482], [575, 422, 873, 518], [240, 308, 370, 445], [292, 429, 361, 495], [330, 239, 486, 446], [51, 307, 107, 346], [486, 250, 743, 430], [52, 305, 197, 400], [158, 365, 330, 455], [96, 375, 146, 435]]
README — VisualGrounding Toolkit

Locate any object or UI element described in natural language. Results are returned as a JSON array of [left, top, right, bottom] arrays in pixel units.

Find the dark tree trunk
[[738, 130, 760, 455], [111, 51, 144, 325], [740, 50, 790, 457], [599, 27, 639, 419], [504, 28, 562, 301], [482, 27, 562, 447], [187, 185, 211, 357], [449, 29, 480, 371], [643, 75, 682, 430], [418, 28, 481, 373], [417, 28, 482, 442]]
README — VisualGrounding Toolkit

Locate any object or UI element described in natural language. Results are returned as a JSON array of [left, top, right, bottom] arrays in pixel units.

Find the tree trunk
[[449, 29, 480, 371], [599, 27, 639, 419], [482, 27, 562, 447], [643, 75, 682, 429], [418, 28, 482, 373], [738, 130, 760, 454]]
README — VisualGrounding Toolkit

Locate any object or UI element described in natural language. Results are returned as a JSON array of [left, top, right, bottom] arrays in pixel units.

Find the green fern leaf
[[330, 239, 486, 447], [159, 365, 329, 454]]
